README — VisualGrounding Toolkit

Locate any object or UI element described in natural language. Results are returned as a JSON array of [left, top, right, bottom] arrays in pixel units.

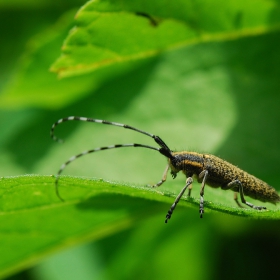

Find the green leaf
[[0, 0, 86, 9], [0, 174, 279, 278], [0, 8, 147, 109], [1, 2, 280, 278], [51, 0, 280, 77], [0, 175, 160, 278], [0, 9, 96, 109]]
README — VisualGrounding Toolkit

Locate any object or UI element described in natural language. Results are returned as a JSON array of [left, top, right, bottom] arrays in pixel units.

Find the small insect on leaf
[[51, 116, 280, 223]]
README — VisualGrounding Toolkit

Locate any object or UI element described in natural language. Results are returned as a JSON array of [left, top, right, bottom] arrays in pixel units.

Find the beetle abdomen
[[203, 154, 280, 203]]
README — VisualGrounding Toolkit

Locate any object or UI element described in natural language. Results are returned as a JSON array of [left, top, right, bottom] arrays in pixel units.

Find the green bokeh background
[[1, 1, 280, 279]]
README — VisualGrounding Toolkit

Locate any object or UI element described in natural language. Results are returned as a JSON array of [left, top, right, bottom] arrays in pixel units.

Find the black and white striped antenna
[[51, 116, 173, 201]]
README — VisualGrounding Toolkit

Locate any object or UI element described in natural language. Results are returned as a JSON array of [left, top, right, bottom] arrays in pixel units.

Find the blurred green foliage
[[0, 0, 280, 279]]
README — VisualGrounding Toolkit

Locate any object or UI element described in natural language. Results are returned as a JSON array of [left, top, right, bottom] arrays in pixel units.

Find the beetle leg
[[187, 183, 193, 197], [233, 192, 244, 208], [165, 177, 193, 223], [226, 180, 266, 210], [150, 165, 169, 188], [198, 170, 208, 218]]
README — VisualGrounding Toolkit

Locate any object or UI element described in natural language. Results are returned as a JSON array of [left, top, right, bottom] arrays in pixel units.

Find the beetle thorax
[[168, 151, 204, 176]]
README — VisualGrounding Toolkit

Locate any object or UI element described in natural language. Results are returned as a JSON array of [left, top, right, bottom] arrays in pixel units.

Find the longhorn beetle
[[51, 116, 280, 223]]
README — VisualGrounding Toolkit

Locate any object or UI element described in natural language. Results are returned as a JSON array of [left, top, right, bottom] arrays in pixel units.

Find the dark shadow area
[[215, 31, 280, 188], [3, 269, 31, 280], [4, 58, 159, 171], [210, 31, 280, 279], [213, 220, 280, 280], [0, 2, 86, 90], [76, 191, 167, 215]]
